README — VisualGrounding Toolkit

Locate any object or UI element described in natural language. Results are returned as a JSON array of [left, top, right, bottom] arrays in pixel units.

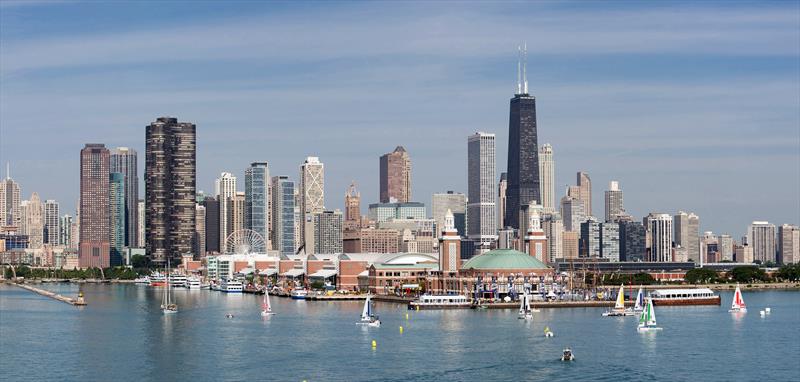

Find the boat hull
[[408, 303, 471, 310], [637, 326, 663, 332], [651, 297, 720, 306]]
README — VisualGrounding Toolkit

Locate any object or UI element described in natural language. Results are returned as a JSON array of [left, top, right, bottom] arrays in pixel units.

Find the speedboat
[[561, 348, 575, 361], [290, 289, 308, 300]]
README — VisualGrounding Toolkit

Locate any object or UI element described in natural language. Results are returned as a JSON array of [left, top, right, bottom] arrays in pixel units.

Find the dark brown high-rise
[[379, 146, 411, 203], [146, 117, 196, 264], [79, 144, 110, 268]]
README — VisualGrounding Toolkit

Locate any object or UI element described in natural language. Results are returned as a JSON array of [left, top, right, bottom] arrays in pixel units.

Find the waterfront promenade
[[10, 282, 86, 306]]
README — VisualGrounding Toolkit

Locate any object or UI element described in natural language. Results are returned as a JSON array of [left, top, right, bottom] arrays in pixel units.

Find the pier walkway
[[11, 282, 86, 306]]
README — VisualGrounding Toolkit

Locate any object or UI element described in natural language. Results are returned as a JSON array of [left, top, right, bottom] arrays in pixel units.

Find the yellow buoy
[[405, 313, 409, 320], [416, 305, 419, 311], [371, 340, 377, 348], [399, 326, 404, 333]]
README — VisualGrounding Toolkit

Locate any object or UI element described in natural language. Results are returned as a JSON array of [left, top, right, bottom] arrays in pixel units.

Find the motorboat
[[544, 326, 554, 337], [220, 279, 244, 293], [561, 348, 575, 361], [290, 289, 308, 300]]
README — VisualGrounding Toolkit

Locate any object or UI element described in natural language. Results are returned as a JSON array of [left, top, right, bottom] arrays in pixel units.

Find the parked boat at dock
[[649, 288, 720, 306], [409, 294, 470, 310], [290, 289, 308, 300], [220, 279, 243, 293]]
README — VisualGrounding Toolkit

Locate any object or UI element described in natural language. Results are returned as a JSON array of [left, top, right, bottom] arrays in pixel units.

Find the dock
[[12, 283, 87, 306], [305, 294, 367, 301], [475, 300, 624, 309]]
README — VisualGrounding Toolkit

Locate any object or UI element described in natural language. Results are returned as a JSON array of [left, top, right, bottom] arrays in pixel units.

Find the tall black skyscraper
[[146, 117, 196, 264], [505, 44, 540, 230]]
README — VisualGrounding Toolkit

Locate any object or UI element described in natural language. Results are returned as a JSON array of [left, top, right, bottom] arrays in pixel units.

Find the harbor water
[[1, 283, 798, 381]]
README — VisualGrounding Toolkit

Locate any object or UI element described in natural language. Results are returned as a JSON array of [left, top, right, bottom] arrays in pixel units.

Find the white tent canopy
[[309, 269, 338, 279], [282, 269, 305, 278]]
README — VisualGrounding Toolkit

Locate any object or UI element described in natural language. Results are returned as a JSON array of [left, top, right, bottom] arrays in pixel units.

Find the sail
[[524, 293, 531, 313], [614, 284, 625, 310], [732, 285, 746, 309], [263, 289, 272, 312], [634, 288, 644, 310], [361, 296, 371, 319], [646, 298, 657, 326], [519, 294, 526, 315]]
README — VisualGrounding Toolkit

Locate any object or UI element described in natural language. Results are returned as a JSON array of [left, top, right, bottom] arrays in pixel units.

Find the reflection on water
[[1, 284, 799, 382]]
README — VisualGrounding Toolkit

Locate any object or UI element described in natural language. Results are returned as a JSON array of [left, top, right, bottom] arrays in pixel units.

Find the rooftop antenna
[[5, 162, 9, 180], [516, 45, 522, 95], [522, 42, 528, 94]]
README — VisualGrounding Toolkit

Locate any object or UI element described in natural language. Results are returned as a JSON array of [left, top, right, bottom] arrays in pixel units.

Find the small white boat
[[409, 294, 470, 310], [544, 326, 554, 337], [185, 277, 202, 289], [633, 287, 645, 312], [518, 293, 533, 320], [728, 284, 747, 313], [220, 279, 243, 293], [356, 295, 380, 326], [561, 348, 575, 361], [261, 288, 275, 317], [637, 297, 662, 332], [603, 284, 635, 317], [290, 289, 308, 300], [168, 274, 187, 288]]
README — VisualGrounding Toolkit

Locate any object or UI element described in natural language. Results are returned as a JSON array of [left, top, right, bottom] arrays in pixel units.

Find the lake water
[[1, 283, 799, 382]]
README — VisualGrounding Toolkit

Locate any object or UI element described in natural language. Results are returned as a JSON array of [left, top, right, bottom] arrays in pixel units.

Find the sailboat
[[518, 293, 533, 320], [603, 284, 634, 316], [161, 258, 178, 314], [633, 287, 645, 312], [728, 284, 747, 313], [637, 297, 662, 332], [261, 288, 275, 316], [356, 295, 380, 327]]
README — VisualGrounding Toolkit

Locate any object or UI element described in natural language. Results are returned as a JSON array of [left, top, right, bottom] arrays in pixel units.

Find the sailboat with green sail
[[637, 297, 662, 332]]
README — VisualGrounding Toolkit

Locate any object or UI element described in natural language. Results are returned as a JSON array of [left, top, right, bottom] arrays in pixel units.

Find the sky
[[1, 0, 798, 237]]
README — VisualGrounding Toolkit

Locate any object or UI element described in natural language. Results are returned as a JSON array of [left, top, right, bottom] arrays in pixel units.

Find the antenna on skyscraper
[[5, 162, 9, 180], [517, 45, 522, 95], [522, 42, 528, 94]]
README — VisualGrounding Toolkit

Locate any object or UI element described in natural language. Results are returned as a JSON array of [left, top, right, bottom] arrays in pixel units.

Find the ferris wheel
[[224, 229, 266, 255]]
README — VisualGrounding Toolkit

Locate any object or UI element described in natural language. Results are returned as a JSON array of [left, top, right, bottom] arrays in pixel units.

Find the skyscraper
[[59, 214, 72, 247], [600, 222, 620, 262], [577, 172, 592, 217], [0, 164, 21, 228], [109, 172, 125, 266], [604, 181, 625, 222], [647, 213, 673, 262], [201, 197, 220, 253], [313, 210, 343, 254], [79, 144, 110, 268], [432, 191, 467, 237], [110, 147, 138, 247], [136, 200, 145, 248], [24, 192, 43, 249], [538, 144, 555, 213], [344, 182, 361, 223], [619, 219, 646, 262], [245, 162, 270, 248], [145, 117, 196, 264], [194, 204, 206, 258], [43, 199, 59, 245], [748, 221, 776, 264], [560, 194, 585, 232], [497, 173, 507, 230], [674, 211, 700, 263], [541, 213, 563, 262], [229, 191, 245, 237], [468, 132, 497, 248], [580, 217, 600, 258], [271, 176, 296, 256], [379, 146, 412, 203], [505, 45, 540, 230], [778, 224, 799, 264], [215, 172, 236, 250], [300, 157, 324, 253]]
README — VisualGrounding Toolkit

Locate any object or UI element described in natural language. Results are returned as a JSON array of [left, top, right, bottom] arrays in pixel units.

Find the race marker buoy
[[371, 340, 377, 348], [405, 313, 409, 320], [399, 326, 403, 333]]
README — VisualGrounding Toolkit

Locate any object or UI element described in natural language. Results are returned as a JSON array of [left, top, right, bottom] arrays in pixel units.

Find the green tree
[[310, 280, 325, 290], [776, 264, 800, 281], [728, 266, 768, 283], [685, 268, 719, 284], [131, 254, 148, 269]]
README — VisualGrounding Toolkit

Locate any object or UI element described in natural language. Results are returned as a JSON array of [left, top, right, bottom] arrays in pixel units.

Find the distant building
[[0, 166, 22, 228], [432, 191, 466, 238], [24, 193, 43, 249], [619, 220, 646, 262], [379, 146, 412, 203], [674, 211, 700, 263], [748, 221, 776, 264], [735, 243, 754, 264], [577, 172, 592, 217], [229, 192, 245, 236], [271, 176, 295, 256], [313, 210, 342, 254], [600, 222, 620, 262], [344, 182, 362, 224], [245, 162, 270, 249], [344, 228, 400, 254], [201, 197, 220, 253], [542, 213, 563, 263], [718, 234, 734, 262], [497, 173, 507, 230], [110, 147, 138, 247], [79, 144, 110, 268], [467, 132, 497, 248], [59, 214, 72, 247], [109, 172, 125, 266], [560, 195, 585, 232], [300, 157, 325, 253], [439, 210, 461, 273], [604, 181, 624, 223], [194, 204, 206, 258], [43, 200, 59, 245], [647, 213, 673, 262], [368, 202, 425, 223], [580, 218, 600, 258], [538, 144, 555, 213], [778, 224, 799, 264], [136, 200, 145, 248], [215, 172, 237, 250], [562, 231, 579, 260]]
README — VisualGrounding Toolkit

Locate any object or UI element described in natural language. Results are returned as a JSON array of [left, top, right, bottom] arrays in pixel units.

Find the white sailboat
[[161, 258, 178, 314], [728, 284, 747, 313], [633, 287, 645, 312], [261, 288, 275, 316], [637, 297, 662, 332], [603, 284, 634, 316], [356, 295, 380, 326], [518, 293, 533, 320]]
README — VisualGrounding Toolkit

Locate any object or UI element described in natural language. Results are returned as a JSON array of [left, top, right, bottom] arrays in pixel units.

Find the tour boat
[[561, 348, 575, 361], [649, 288, 720, 306], [161, 259, 178, 314], [637, 297, 662, 332], [261, 288, 275, 316], [518, 293, 533, 320], [150, 273, 166, 287], [290, 288, 308, 300], [633, 287, 645, 312], [185, 277, 202, 289], [728, 284, 747, 313], [169, 274, 187, 288], [409, 294, 471, 310], [356, 296, 380, 326], [603, 284, 634, 316], [220, 279, 244, 293]]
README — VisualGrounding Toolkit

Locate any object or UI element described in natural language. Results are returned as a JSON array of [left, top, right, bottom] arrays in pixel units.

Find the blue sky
[[1, 0, 798, 236]]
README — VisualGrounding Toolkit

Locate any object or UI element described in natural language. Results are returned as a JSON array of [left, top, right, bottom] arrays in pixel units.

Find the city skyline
[[1, 1, 798, 236]]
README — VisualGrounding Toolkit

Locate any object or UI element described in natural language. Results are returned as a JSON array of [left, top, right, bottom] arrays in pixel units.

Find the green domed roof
[[461, 249, 550, 270]]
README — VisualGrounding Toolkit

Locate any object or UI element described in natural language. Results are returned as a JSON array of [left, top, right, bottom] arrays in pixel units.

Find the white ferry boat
[[150, 274, 166, 287], [133, 276, 151, 285], [185, 277, 202, 289], [169, 274, 187, 288], [290, 289, 308, 300], [220, 279, 244, 293], [409, 294, 471, 310], [650, 288, 721, 306]]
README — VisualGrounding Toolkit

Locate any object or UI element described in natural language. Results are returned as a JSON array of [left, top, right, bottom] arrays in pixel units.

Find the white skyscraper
[[748, 221, 776, 264], [43, 199, 60, 245], [647, 213, 673, 262], [24, 193, 44, 249], [136, 200, 145, 248], [604, 181, 625, 222], [59, 214, 73, 247], [538, 144, 555, 213], [299, 157, 324, 253], [0, 165, 21, 228], [778, 224, 799, 265], [467, 132, 497, 248], [216, 172, 237, 250], [674, 211, 700, 263]]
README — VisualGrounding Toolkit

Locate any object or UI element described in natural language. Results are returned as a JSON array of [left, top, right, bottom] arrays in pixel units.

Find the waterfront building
[[604, 181, 625, 223], [201, 197, 220, 254], [541, 213, 563, 263], [379, 146, 412, 203], [748, 221, 776, 264], [577, 172, 592, 217], [580, 218, 600, 258], [70, 213, 80, 250], [432, 191, 467, 238], [647, 213, 673, 262], [245, 162, 270, 250], [467, 132, 497, 248], [110, 147, 138, 247], [560, 195, 585, 232], [439, 210, 462, 273], [538, 144, 555, 214], [718, 234, 734, 262], [229, 192, 246, 236], [0, 165, 21, 228], [700, 232, 719, 263], [271, 176, 296, 256], [344, 182, 361, 224], [735, 243, 754, 264], [600, 222, 620, 262], [136, 200, 145, 248], [433, 249, 553, 296], [562, 231, 579, 260], [300, 157, 325, 253], [23, 193, 43, 249], [343, 228, 400, 253], [59, 214, 72, 247], [215, 172, 236, 250], [619, 220, 646, 262], [313, 210, 342, 255], [778, 224, 799, 264], [43, 200, 59, 245], [109, 172, 125, 266], [145, 117, 196, 264], [524, 208, 548, 263], [497, 173, 507, 230], [368, 202, 425, 223], [504, 45, 540, 230], [79, 144, 110, 268], [674, 211, 700, 263], [194, 204, 206, 258]]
